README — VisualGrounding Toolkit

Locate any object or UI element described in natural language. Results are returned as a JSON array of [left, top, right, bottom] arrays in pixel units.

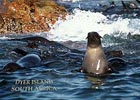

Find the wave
[[47, 9, 140, 41], [0, 36, 11, 40], [0, 9, 139, 42]]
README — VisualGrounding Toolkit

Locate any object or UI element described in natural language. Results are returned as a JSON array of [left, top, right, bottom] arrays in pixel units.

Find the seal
[[2, 54, 41, 72], [1, 36, 69, 73], [81, 32, 109, 74]]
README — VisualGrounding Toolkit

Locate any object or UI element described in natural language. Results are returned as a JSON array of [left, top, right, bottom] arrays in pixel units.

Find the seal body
[[3, 54, 41, 72], [82, 46, 108, 74], [16, 54, 41, 68], [81, 32, 109, 74]]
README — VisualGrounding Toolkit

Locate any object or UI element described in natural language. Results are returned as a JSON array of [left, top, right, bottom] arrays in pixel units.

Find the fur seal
[[81, 32, 126, 75], [2, 54, 41, 72], [81, 32, 109, 74], [1, 36, 70, 72]]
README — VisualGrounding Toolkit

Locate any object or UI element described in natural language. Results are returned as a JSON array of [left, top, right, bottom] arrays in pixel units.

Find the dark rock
[[105, 50, 123, 58]]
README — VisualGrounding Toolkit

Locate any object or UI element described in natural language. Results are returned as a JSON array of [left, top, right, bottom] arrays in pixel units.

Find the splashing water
[[47, 9, 140, 41]]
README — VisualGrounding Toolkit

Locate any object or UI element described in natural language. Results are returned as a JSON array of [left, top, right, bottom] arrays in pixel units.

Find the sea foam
[[47, 9, 140, 41]]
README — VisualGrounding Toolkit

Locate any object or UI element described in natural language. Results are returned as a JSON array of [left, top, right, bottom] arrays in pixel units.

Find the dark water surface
[[0, 34, 140, 100]]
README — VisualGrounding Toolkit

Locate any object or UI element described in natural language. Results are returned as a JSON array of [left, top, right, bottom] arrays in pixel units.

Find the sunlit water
[[0, 0, 140, 100]]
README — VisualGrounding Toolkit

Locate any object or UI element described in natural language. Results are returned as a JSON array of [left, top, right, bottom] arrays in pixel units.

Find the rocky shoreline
[[0, 0, 67, 34]]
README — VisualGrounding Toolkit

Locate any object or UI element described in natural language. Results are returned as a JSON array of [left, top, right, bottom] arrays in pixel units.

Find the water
[[0, 0, 140, 100]]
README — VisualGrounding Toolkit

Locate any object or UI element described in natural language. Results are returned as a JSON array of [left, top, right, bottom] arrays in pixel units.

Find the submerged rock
[[0, 0, 67, 34]]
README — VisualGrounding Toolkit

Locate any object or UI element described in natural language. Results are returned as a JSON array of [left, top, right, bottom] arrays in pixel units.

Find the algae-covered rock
[[0, 0, 67, 34]]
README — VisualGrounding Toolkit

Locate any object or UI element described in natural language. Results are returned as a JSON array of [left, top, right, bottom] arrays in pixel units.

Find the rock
[[0, 0, 67, 34], [7, 1, 31, 23], [127, 32, 140, 41], [0, 3, 7, 13], [0, 16, 22, 33], [0, 15, 4, 28], [105, 50, 123, 58], [2, 0, 8, 5]]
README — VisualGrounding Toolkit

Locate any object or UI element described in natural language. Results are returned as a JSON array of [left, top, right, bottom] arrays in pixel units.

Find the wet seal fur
[[1, 36, 69, 72], [81, 32, 126, 75], [81, 32, 109, 74], [2, 54, 41, 72]]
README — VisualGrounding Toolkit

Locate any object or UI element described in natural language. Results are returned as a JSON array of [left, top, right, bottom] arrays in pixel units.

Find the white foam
[[0, 36, 11, 40], [47, 9, 140, 41]]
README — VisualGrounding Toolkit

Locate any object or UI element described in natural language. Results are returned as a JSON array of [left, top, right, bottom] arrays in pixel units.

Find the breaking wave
[[47, 9, 140, 41]]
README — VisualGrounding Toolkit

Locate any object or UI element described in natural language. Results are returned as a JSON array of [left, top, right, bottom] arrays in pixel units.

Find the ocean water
[[0, 0, 140, 100]]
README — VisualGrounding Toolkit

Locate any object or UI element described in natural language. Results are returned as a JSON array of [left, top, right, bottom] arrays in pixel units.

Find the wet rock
[[27, 42, 38, 48], [0, 0, 67, 34], [105, 50, 123, 58], [0, 15, 4, 29], [127, 32, 140, 41]]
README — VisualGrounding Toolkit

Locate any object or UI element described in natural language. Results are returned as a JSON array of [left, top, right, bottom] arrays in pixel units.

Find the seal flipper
[[107, 66, 119, 73], [108, 57, 126, 73]]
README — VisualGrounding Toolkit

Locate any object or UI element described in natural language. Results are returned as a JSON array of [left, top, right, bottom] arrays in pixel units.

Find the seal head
[[87, 32, 102, 48], [3, 63, 21, 72]]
